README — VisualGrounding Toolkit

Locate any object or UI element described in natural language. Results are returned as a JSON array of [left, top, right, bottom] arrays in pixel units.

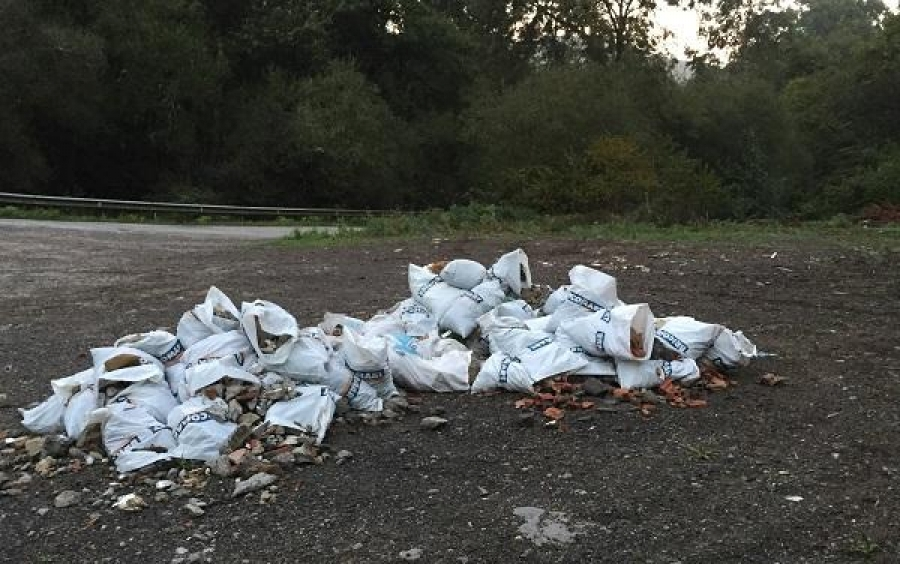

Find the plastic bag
[[177, 286, 242, 349], [168, 396, 237, 462], [263, 385, 338, 445], [114, 330, 184, 366], [558, 304, 655, 361], [439, 259, 487, 290], [654, 316, 724, 359], [705, 328, 758, 369], [241, 300, 300, 366]]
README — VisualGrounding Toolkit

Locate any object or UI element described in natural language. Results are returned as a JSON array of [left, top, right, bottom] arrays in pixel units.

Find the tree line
[[2, 0, 897, 221]]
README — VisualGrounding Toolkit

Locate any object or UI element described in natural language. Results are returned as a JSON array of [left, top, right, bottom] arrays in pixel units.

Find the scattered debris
[[513, 507, 586, 547], [420, 416, 449, 430], [112, 493, 147, 511], [759, 373, 787, 386], [53, 490, 81, 508], [232, 472, 278, 498], [399, 548, 424, 561]]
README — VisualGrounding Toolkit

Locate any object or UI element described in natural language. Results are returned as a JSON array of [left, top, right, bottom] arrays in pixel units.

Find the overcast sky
[[656, 1, 900, 57]]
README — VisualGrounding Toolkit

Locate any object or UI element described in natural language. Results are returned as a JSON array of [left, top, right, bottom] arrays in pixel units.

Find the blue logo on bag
[[345, 362, 386, 381], [594, 330, 606, 351], [660, 361, 674, 378], [160, 340, 185, 363], [416, 277, 442, 299], [498, 356, 520, 383], [174, 411, 212, 437], [566, 291, 604, 312], [402, 304, 429, 316], [526, 337, 553, 352], [656, 330, 689, 354], [463, 290, 484, 304]]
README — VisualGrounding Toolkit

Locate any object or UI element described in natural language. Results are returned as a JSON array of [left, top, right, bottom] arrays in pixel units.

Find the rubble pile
[[14, 248, 762, 479]]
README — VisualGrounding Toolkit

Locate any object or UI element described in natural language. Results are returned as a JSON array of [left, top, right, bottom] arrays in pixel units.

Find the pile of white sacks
[[19, 249, 758, 473]]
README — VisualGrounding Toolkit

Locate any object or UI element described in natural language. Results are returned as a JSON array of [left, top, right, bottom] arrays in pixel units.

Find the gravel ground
[[1, 222, 898, 563]]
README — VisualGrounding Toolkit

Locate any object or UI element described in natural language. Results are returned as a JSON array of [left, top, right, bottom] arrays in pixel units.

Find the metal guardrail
[[0, 192, 397, 218]]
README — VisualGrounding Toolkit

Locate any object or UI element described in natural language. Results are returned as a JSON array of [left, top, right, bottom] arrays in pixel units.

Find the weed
[[847, 533, 881, 559]]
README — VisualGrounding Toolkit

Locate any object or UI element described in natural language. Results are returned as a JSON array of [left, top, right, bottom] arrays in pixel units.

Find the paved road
[[0, 218, 335, 239]]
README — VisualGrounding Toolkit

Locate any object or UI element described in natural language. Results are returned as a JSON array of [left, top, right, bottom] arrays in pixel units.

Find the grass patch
[[281, 204, 900, 249], [847, 533, 881, 559], [0, 205, 348, 227]]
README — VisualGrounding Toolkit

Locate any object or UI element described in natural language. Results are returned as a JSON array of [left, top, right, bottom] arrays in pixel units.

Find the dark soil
[[1, 224, 899, 563]]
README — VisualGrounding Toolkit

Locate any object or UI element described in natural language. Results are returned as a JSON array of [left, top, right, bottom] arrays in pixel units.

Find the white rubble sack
[[91, 347, 166, 387], [241, 300, 300, 366], [654, 316, 724, 359], [384, 298, 438, 338], [388, 335, 472, 392], [64, 385, 99, 441], [705, 328, 758, 369], [471, 353, 536, 394], [114, 331, 185, 366], [185, 361, 261, 396], [440, 278, 506, 338], [548, 266, 620, 331], [319, 312, 365, 336], [169, 330, 255, 401], [168, 396, 236, 462], [20, 394, 66, 434], [323, 357, 383, 412], [20, 367, 95, 434], [177, 286, 242, 349], [268, 327, 332, 383], [552, 330, 617, 377], [409, 264, 468, 322], [615, 358, 700, 389], [341, 328, 397, 399], [541, 285, 571, 315], [495, 300, 536, 320], [263, 385, 338, 445], [558, 303, 655, 361], [440, 259, 487, 290], [474, 329, 587, 393], [487, 249, 532, 296], [108, 381, 178, 423], [90, 403, 175, 473]]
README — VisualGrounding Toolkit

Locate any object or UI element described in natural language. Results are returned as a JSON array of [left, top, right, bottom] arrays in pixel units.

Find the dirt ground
[[1, 222, 898, 563]]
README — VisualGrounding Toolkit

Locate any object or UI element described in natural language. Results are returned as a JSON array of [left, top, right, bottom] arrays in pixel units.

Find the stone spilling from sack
[[18, 248, 761, 474]]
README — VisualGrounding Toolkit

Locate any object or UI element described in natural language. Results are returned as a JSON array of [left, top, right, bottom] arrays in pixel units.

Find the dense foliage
[[2, 0, 897, 220]]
